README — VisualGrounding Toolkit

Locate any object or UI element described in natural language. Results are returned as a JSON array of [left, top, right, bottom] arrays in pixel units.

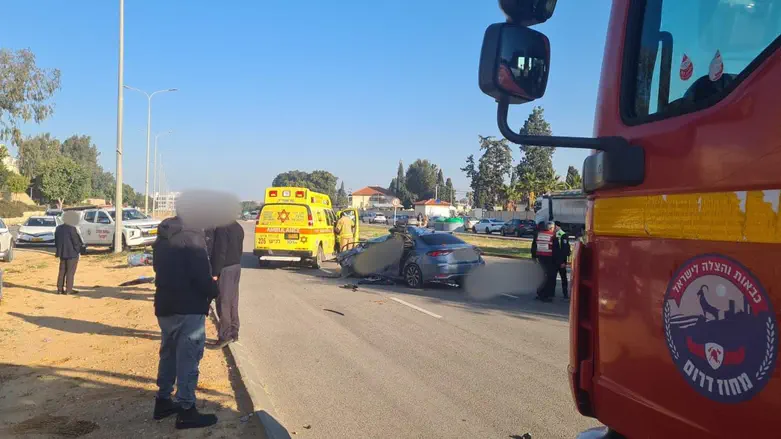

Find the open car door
[[337, 208, 360, 250]]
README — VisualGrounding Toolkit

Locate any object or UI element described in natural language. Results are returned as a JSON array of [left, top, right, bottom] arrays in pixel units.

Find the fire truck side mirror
[[479, 23, 550, 104]]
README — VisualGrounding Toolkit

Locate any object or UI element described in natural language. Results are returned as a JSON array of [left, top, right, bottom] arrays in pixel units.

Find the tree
[[405, 159, 438, 201], [565, 165, 582, 189], [6, 173, 30, 193], [91, 170, 115, 200], [461, 154, 487, 209], [477, 135, 513, 209], [436, 169, 445, 200], [17, 133, 60, 181], [444, 178, 455, 203], [271, 170, 339, 200], [0, 49, 62, 146], [336, 181, 349, 207], [241, 201, 260, 212], [389, 160, 415, 208], [307, 170, 338, 200], [515, 106, 556, 203], [39, 156, 90, 208], [272, 170, 309, 188], [61, 135, 99, 170]]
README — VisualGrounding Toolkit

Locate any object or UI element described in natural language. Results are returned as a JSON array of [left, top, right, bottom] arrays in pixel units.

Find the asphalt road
[[234, 222, 598, 438]]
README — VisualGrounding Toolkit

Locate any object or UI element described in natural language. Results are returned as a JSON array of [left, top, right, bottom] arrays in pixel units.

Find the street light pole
[[151, 130, 171, 217], [123, 85, 177, 215], [113, 0, 125, 254]]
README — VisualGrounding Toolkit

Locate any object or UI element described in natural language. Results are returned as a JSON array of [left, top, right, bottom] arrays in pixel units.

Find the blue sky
[[0, 1, 610, 200]]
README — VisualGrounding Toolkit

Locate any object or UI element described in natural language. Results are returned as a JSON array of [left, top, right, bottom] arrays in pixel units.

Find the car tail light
[[308, 213, 314, 227], [427, 250, 453, 257], [269, 190, 278, 197], [295, 191, 305, 198]]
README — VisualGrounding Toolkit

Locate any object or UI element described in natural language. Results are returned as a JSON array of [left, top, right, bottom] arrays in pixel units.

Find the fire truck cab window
[[628, 0, 781, 120]]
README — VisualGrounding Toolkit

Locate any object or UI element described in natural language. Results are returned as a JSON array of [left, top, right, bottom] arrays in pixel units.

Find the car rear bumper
[[422, 260, 485, 282], [254, 249, 313, 262]]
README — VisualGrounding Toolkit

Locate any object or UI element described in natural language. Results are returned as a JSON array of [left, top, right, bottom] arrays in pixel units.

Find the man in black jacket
[[54, 217, 83, 295], [208, 220, 244, 348], [152, 216, 220, 429]]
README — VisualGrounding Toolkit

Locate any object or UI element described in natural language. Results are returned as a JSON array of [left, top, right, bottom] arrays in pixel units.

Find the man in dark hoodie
[[208, 220, 244, 348], [152, 216, 220, 429], [54, 213, 84, 295]]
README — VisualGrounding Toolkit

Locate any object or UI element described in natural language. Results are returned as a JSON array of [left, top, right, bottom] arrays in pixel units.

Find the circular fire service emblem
[[663, 254, 778, 403]]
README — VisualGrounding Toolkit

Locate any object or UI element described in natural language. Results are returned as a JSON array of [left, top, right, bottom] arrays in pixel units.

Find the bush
[[6, 173, 31, 193], [0, 200, 38, 218]]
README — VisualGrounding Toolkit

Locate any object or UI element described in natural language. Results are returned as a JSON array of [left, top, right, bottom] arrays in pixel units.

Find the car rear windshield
[[419, 233, 465, 246], [26, 218, 56, 227]]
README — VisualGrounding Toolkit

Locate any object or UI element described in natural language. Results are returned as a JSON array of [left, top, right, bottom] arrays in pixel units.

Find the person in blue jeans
[[152, 216, 220, 429]]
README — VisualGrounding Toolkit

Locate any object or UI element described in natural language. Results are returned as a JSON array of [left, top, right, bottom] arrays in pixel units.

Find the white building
[[154, 192, 180, 212], [413, 199, 456, 218]]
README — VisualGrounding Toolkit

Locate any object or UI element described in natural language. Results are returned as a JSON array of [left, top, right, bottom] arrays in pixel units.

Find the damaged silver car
[[337, 226, 485, 288]]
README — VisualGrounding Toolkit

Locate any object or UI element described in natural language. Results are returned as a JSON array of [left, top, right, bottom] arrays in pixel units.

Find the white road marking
[[390, 297, 442, 319], [501, 293, 520, 299]]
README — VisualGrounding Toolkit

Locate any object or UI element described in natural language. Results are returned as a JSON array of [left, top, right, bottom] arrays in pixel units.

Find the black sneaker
[[153, 397, 180, 420], [175, 406, 218, 430]]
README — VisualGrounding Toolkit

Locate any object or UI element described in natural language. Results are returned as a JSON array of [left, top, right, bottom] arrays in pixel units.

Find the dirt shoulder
[[0, 247, 265, 438]]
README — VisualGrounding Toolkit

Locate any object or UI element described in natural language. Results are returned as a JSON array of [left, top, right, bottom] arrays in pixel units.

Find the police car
[[76, 207, 161, 251]]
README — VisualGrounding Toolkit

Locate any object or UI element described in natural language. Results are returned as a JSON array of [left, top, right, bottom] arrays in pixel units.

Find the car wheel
[[485, 227, 491, 235], [311, 245, 324, 269], [258, 259, 271, 268], [516, 230, 522, 238], [472, 227, 477, 233], [3, 245, 14, 262], [404, 264, 423, 289]]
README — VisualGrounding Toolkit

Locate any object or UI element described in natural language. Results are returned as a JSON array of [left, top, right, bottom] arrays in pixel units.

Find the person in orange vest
[[531, 221, 560, 302]]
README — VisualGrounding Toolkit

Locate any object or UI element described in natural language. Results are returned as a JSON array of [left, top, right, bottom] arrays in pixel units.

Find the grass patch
[[358, 224, 531, 259]]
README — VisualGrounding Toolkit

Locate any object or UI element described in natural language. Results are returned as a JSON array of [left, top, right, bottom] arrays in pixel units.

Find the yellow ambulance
[[254, 187, 359, 268]]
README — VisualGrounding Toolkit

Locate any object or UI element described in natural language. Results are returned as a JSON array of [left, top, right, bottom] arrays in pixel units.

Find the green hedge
[[0, 201, 40, 218]]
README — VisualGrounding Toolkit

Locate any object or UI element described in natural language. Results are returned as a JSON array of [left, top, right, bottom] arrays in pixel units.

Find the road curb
[[209, 303, 291, 439]]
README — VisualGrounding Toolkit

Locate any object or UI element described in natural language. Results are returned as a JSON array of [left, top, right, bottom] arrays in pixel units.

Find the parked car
[[16, 215, 62, 246], [75, 207, 160, 251], [472, 218, 504, 234], [501, 219, 537, 237], [45, 208, 64, 217], [361, 212, 377, 223], [0, 218, 15, 262], [393, 214, 410, 226], [461, 216, 479, 231], [337, 226, 484, 288], [371, 213, 388, 224]]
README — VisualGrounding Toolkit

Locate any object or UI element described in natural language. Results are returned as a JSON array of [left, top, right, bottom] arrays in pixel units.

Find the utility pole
[[113, 0, 125, 253]]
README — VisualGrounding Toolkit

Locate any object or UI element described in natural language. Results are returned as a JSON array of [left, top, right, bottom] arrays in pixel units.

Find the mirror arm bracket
[[497, 97, 646, 192], [497, 97, 627, 152]]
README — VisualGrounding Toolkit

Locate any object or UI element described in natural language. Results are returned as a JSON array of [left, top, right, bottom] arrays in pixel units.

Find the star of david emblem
[[277, 209, 290, 223]]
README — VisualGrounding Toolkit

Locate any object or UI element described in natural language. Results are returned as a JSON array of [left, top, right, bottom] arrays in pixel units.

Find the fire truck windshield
[[631, 0, 781, 118]]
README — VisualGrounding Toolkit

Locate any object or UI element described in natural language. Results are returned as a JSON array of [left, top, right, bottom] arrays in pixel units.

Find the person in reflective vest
[[555, 221, 571, 301], [531, 221, 560, 302], [334, 212, 355, 252]]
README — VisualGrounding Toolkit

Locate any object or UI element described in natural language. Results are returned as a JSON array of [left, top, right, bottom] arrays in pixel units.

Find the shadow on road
[[6, 312, 162, 340], [0, 363, 263, 438], [3, 283, 154, 301]]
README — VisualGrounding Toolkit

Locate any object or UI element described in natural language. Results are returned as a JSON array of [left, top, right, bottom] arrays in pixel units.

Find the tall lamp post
[[152, 130, 171, 217], [123, 85, 177, 215], [113, 0, 125, 254]]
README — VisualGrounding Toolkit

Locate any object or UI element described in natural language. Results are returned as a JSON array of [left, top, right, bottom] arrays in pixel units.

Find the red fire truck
[[480, 0, 780, 437]]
